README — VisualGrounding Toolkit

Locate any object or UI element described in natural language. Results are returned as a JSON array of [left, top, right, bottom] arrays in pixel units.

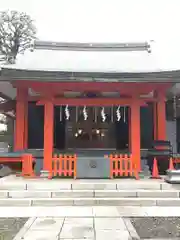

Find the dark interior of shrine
[[27, 102, 154, 151]]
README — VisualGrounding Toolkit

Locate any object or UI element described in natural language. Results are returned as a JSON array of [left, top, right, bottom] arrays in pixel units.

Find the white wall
[[166, 120, 177, 153]]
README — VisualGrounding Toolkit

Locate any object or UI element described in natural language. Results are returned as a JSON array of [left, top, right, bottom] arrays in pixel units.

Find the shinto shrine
[[0, 41, 179, 179]]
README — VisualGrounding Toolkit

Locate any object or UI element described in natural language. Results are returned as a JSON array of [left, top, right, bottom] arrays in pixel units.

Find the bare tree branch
[[0, 10, 36, 64]]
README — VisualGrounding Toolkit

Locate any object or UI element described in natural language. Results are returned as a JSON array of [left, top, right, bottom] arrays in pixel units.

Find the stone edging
[[123, 218, 140, 239], [13, 217, 36, 240]]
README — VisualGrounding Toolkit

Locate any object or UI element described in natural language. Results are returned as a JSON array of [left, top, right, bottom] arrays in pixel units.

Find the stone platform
[[0, 175, 179, 207]]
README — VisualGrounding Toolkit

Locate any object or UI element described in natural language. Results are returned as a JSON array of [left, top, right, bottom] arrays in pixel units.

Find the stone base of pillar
[[165, 170, 180, 184], [40, 170, 49, 178]]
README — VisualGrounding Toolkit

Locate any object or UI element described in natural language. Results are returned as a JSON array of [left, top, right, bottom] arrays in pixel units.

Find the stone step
[[0, 197, 179, 206], [0, 190, 180, 198], [0, 179, 174, 191]]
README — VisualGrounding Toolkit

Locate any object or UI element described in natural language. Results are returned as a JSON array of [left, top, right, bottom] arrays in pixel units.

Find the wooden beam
[[27, 95, 158, 104], [14, 81, 171, 95], [37, 98, 148, 106]]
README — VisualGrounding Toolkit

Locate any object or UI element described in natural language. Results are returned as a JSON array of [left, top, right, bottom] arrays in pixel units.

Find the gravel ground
[[130, 217, 180, 239], [0, 218, 28, 240]]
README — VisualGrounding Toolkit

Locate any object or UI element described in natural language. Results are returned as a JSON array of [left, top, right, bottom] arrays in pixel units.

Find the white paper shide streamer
[[83, 106, 88, 120], [116, 106, 121, 121], [101, 107, 106, 122], [65, 105, 70, 120]]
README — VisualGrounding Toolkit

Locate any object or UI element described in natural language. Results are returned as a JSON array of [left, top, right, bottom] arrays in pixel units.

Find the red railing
[[50, 154, 77, 178], [0, 154, 34, 177], [21, 154, 35, 177], [108, 154, 139, 179]]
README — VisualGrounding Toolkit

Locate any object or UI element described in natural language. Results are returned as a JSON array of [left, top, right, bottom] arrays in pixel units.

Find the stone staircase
[[0, 177, 180, 207]]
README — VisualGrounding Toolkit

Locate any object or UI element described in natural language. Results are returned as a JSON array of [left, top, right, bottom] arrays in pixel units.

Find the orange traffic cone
[[168, 158, 175, 170], [151, 158, 161, 179]]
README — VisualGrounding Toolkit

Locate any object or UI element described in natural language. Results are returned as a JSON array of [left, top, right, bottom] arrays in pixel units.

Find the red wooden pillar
[[130, 99, 141, 171], [43, 101, 54, 171], [156, 92, 166, 140], [128, 107, 131, 150], [153, 102, 157, 140], [14, 87, 28, 151], [24, 101, 28, 149]]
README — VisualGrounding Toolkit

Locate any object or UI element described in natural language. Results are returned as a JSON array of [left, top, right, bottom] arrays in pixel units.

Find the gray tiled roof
[[1, 47, 180, 82], [2, 48, 159, 72]]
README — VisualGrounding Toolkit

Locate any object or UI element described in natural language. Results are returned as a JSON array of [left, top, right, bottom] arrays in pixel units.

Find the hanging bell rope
[[111, 106, 114, 122], [94, 107, 97, 122], [76, 106, 78, 122], [123, 106, 126, 123], [59, 105, 62, 121]]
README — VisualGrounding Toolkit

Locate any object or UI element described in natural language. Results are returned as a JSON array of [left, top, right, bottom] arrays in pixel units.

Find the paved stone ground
[[15, 217, 135, 240], [0, 218, 28, 240], [130, 217, 180, 239], [3, 206, 180, 218]]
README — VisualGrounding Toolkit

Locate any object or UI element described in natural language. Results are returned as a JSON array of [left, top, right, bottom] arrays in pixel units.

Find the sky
[[1, 0, 180, 69], [0, 0, 178, 43], [0, 0, 180, 130]]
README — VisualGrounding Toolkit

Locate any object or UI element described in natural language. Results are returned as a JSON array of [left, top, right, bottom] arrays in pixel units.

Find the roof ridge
[[34, 40, 151, 53]]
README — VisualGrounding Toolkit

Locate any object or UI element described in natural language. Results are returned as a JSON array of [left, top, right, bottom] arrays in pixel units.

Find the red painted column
[[130, 99, 141, 171], [43, 101, 54, 171], [24, 101, 28, 149], [156, 92, 166, 140], [14, 87, 28, 151], [153, 102, 157, 140], [128, 107, 131, 150]]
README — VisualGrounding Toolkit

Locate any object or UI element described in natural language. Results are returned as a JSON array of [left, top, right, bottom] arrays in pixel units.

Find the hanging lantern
[[76, 106, 78, 122], [65, 105, 70, 120], [94, 107, 97, 122], [83, 106, 88, 120], [101, 107, 106, 122], [116, 106, 121, 121]]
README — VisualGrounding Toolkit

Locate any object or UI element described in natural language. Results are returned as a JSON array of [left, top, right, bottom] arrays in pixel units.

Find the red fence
[[0, 154, 34, 177], [50, 154, 77, 178], [108, 154, 139, 179], [21, 154, 35, 177]]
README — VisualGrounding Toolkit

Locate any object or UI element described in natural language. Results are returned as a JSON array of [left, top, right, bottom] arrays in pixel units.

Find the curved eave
[[1, 68, 180, 83]]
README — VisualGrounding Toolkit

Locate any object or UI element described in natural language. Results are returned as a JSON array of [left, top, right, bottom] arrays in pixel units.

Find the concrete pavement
[[1, 206, 180, 217], [13, 216, 137, 240]]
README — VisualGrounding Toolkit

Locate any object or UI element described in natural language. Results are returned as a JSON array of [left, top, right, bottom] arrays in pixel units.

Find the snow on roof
[[2, 46, 167, 73]]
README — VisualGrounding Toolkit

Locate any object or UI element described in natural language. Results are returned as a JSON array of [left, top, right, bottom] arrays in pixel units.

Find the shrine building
[[0, 41, 180, 178]]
